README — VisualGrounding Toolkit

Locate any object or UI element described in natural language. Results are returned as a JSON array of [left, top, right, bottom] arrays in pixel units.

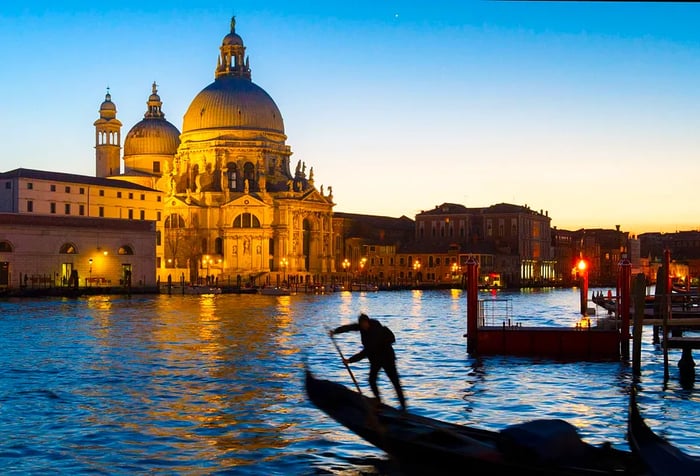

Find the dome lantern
[[182, 18, 284, 134], [215, 16, 251, 80], [145, 81, 165, 119]]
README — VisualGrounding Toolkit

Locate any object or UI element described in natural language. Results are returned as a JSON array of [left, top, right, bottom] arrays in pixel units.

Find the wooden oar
[[329, 331, 363, 395], [328, 330, 392, 440]]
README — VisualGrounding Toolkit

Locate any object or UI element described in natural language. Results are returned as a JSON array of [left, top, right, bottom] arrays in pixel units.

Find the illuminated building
[[110, 17, 335, 284]]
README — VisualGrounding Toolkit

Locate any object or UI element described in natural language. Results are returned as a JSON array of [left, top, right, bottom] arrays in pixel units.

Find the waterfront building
[[0, 168, 163, 221], [332, 202, 555, 288], [0, 169, 161, 288], [552, 226, 640, 287], [410, 202, 554, 287], [1, 17, 335, 289], [574, 226, 630, 287], [551, 227, 577, 286], [640, 231, 699, 285], [0, 213, 155, 289], [331, 212, 414, 285], [107, 18, 335, 285]]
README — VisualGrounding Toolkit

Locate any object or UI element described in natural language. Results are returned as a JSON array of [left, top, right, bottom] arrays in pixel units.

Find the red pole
[[577, 259, 588, 316], [466, 257, 479, 354], [619, 256, 631, 359]]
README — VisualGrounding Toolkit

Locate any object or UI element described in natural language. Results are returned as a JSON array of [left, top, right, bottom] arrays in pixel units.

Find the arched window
[[118, 245, 134, 255], [227, 162, 238, 191], [164, 214, 185, 228], [215, 237, 223, 254], [233, 213, 260, 228], [59, 243, 77, 254], [243, 162, 255, 190], [0, 241, 13, 252]]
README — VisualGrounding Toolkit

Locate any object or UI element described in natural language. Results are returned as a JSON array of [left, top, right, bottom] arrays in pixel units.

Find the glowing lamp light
[[577, 259, 587, 272]]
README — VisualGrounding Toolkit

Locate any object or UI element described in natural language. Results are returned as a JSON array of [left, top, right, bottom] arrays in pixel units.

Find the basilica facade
[[105, 18, 336, 284]]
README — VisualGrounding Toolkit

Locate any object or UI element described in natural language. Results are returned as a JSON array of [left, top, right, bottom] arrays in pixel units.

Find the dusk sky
[[2, 1, 700, 235]]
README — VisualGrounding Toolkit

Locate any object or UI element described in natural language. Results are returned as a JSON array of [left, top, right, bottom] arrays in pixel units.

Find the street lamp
[[413, 259, 421, 284], [451, 262, 460, 280], [281, 257, 288, 283], [342, 258, 350, 288], [203, 255, 213, 284], [88, 258, 93, 286]]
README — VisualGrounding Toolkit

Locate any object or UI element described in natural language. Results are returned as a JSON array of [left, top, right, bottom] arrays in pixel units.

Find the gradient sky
[[1, 1, 700, 236]]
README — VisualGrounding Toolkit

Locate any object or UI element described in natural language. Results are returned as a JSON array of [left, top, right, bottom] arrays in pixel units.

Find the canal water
[[0, 287, 698, 475]]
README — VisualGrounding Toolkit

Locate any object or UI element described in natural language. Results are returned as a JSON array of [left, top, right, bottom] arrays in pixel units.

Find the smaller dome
[[124, 83, 180, 157], [98, 91, 117, 120], [124, 119, 180, 157], [222, 31, 243, 46], [100, 96, 116, 111]]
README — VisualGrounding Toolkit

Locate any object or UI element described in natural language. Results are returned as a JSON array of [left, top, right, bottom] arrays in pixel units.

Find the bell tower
[[94, 89, 122, 177]]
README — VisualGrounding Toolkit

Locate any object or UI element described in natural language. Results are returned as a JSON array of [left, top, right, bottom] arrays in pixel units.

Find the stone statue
[[220, 167, 228, 192]]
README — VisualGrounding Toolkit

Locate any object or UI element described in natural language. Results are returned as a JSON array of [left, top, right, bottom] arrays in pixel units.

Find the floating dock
[[464, 257, 628, 361], [474, 325, 622, 360]]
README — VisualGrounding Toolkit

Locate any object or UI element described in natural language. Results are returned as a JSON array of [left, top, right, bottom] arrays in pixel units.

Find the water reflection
[[0, 289, 698, 474]]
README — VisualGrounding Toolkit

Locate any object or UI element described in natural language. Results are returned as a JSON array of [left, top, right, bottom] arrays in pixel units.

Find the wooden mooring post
[[465, 257, 479, 354], [632, 273, 646, 377]]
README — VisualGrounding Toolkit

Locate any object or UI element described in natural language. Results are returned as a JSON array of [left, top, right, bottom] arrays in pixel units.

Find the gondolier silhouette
[[330, 313, 407, 411]]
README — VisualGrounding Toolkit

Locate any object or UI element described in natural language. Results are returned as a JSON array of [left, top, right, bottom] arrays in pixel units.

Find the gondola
[[305, 369, 647, 475], [627, 386, 700, 476]]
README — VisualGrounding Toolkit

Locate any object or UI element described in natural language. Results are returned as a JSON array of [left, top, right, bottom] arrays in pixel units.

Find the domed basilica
[[97, 18, 336, 284]]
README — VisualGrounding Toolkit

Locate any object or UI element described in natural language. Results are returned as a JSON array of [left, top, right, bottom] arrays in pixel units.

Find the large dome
[[124, 119, 181, 156], [182, 75, 284, 134]]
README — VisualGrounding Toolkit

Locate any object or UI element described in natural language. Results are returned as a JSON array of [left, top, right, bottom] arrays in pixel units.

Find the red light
[[577, 259, 587, 271]]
